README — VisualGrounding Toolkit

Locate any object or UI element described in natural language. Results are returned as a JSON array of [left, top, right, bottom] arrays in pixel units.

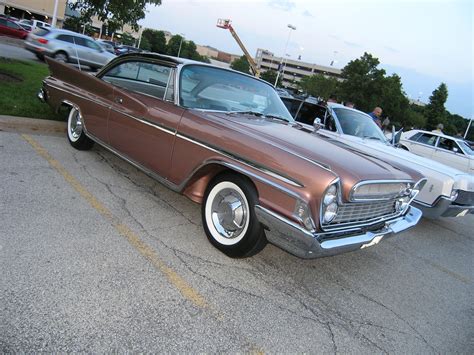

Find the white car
[[18, 19, 51, 30], [399, 130, 474, 173], [280, 97, 474, 218]]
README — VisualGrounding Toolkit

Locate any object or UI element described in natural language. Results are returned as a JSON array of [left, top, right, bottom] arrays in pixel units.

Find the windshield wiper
[[226, 110, 263, 117], [264, 114, 292, 123]]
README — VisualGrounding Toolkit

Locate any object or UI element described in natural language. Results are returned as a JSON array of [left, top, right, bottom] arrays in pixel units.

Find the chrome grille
[[330, 200, 397, 225]]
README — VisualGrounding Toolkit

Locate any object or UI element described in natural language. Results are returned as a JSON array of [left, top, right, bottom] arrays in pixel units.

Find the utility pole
[[52, 0, 59, 27]]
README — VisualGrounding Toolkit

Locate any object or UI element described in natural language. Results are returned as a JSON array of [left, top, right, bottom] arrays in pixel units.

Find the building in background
[[255, 48, 342, 88], [0, 0, 67, 27]]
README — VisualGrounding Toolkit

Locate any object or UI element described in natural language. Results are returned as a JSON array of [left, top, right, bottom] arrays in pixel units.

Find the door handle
[[115, 97, 123, 104]]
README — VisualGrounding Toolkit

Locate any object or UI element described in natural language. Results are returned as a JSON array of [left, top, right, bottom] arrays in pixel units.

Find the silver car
[[25, 28, 115, 70]]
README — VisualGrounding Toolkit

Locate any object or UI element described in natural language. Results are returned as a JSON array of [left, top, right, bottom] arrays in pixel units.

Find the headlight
[[323, 202, 338, 223], [396, 196, 411, 212], [321, 183, 339, 224], [294, 200, 315, 230]]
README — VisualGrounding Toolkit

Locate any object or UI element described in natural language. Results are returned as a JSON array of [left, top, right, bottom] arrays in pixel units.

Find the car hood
[[205, 112, 419, 184]]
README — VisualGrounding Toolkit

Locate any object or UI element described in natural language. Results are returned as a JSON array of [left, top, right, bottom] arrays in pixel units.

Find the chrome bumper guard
[[255, 205, 422, 259]]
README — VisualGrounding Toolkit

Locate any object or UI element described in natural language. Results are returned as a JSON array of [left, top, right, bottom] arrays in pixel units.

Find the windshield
[[459, 140, 474, 156], [333, 108, 387, 142], [179, 65, 293, 121]]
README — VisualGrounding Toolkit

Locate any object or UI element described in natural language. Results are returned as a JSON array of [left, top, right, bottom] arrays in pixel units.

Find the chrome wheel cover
[[68, 108, 83, 142], [205, 182, 250, 246]]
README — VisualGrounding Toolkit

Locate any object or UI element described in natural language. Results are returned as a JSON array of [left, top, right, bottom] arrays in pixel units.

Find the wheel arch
[[181, 161, 260, 204]]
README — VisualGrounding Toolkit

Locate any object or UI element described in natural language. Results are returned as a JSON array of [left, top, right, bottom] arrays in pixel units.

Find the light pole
[[275, 24, 296, 86], [51, 0, 59, 27], [177, 33, 185, 57], [281, 53, 291, 86]]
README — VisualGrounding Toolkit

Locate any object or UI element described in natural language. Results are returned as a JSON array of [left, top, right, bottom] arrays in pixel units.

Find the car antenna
[[71, 36, 82, 71]]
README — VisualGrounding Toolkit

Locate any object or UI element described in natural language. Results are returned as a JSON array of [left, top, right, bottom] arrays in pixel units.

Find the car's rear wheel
[[202, 173, 267, 258], [54, 51, 68, 63], [67, 107, 94, 150]]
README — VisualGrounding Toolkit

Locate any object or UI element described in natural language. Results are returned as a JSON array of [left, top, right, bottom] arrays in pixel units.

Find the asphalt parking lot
[[1, 125, 473, 353]]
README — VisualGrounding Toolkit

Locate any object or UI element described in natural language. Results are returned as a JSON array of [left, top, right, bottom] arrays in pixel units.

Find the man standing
[[368, 107, 383, 128]]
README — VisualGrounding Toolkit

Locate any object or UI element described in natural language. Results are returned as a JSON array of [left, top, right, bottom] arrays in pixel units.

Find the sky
[[139, 0, 473, 118]]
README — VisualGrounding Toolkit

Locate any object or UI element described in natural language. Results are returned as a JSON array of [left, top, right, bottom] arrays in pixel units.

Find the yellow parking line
[[22, 134, 208, 309]]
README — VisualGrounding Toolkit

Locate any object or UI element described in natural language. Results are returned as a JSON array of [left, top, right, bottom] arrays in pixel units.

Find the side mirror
[[313, 117, 324, 131], [452, 147, 459, 153], [392, 127, 403, 146]]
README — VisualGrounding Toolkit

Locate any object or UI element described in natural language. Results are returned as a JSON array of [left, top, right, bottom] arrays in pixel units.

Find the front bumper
[[255, 205, 422, 259], [413, 191, 474, 218]]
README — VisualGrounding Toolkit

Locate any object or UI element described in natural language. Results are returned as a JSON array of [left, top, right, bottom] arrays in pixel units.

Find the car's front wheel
[[67, 107, 94, 150], [202, 173, 267, 258]]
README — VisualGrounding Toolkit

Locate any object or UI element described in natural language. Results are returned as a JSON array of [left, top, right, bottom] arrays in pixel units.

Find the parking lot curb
[[0, 115, 66, 135]]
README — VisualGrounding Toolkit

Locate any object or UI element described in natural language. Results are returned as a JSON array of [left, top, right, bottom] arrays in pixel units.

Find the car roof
[[44, 28, 94, 39], [116, 52, 275, 86]]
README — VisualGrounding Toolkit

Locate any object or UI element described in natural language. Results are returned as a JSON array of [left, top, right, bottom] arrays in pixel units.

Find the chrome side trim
[[176, 133, 304, 188], [47, 82, 111, 110], [109, 107, 176, 136], [82, 133, 302, 199]]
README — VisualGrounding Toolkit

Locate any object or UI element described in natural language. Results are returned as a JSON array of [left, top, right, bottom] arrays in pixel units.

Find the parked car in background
[[17, 22, 32, 32], [115, 44, 141, 55], [37, 53, 425, 259], [399, 130, 474, 173], [280, 96, 474, 218], [18, 19, 51, 30], [25, 28, 115, 70], [0, 17, 28, 39], [96, 40, 115, 54]]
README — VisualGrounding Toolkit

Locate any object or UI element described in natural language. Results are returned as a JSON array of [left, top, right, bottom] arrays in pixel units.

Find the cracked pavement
[[1, 131, 472, 353]]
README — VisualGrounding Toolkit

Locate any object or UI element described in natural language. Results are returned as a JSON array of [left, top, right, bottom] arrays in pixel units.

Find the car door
[[6, 20, 24, 38], [84, 38, 107, 67], [69, 36, 93, 66], [407, 132, 437, 158], [432, 137, 469, 172], [100, 59, 184, 177]]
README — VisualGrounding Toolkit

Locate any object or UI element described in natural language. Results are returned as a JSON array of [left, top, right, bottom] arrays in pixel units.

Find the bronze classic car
[[38, 53, 425, 259]]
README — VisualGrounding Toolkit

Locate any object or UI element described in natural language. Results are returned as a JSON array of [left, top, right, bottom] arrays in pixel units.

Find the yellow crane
[[216, 19, 260, 77]]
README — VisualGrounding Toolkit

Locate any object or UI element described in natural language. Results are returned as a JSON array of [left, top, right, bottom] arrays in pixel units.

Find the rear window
[[33, 27, 50, 36]]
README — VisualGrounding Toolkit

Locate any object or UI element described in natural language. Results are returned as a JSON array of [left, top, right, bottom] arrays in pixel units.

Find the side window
[[416, 133, 437, 146], [0, 19, 7, 25], [408, 132, 423, 141], [73, 36, 87, 47], [324, 111, 338, 132], [102, 60, 174, 100], [296, 103, 326, 126], [7, 21, 20, 29], [56, 34, 73, 43], [438, 137, 464, 154]]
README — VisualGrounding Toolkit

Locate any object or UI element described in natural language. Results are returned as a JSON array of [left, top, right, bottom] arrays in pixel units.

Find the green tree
[[424, 83, 448, 130], [166, 35, 184, 56], [338, 52, 386, 112], [297, 74, 339, 100], [260, 70, 280, 86], [139, 36, 151, 51], [119, 32, 136, 45], [142, 29, 167, 53], [230, 56, 251, 74], [72, 0, 161, 32]]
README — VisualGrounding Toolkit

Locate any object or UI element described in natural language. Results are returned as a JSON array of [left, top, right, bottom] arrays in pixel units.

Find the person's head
[[327, 94, 337, 103], [372, 107, 382, 117], [344, 101, 354, 108], [436, 123, 444, 131]]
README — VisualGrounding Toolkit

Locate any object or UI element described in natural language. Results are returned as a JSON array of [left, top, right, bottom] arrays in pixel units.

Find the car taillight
[[38, 38, 48, 44]]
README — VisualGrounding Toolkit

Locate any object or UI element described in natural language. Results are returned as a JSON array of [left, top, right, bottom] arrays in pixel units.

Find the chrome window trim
[[350, 179, 414, 202]]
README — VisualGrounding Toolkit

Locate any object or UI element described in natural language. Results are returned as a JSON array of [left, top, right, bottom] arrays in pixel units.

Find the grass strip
[[0, 58, 65, 120]]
